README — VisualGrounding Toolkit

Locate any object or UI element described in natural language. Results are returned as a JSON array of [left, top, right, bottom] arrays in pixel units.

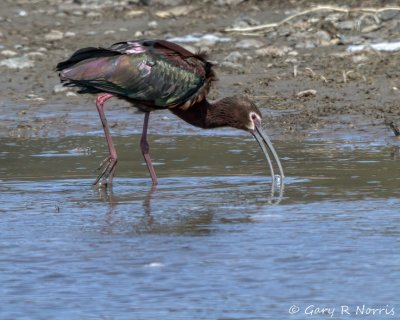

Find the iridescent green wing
[[56, 40, 211, 108]]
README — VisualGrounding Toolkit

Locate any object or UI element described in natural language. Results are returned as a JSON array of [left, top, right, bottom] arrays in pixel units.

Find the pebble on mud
[[296, 89, 317, 98], [64, 31, 76, 38], [223, 51, 242, 63], [25, 93, 44, 101], [86, 11, 102, 18], [235, 39, 264, 49], [18, 10, 28, 17], [380, 10, 400, 21], [134, 31, 144, 37], [0, 50, 18, 57], [53, 84, 68, 94], [148, 21, 158, 29], [125, 9, 144, 17], [44, 30, 64, 41], [155, 5, 196, 18], [361, 25, 381, 33], [26, 52, 45, 59], [255, 46, 292, 58], [72, 10, 84, 16], [314, 30, 331, 45], [352, 54, 369, 63], [66, 92, 77, 97], [232, 15, 260, 29], [145, 0, 184, 5], [217, 0, 244, 5], [334, 20, 355, 30], [0, 55, 34, 69]]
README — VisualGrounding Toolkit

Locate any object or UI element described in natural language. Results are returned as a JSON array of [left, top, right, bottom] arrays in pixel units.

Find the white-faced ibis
[[56, 39, 284, 186]]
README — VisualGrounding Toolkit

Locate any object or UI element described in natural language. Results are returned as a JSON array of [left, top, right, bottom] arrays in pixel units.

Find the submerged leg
[[93, 93, 118, 186], [140, 112, 158, 185]]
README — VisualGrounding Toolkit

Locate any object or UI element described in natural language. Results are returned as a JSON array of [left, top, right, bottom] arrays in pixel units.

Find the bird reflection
[[141, 185, 157, 225], [390, 146, 399, 160], [387, 120, 400, 160], [93, 177, 284, 236], [94, 184, 157, 235], [270, 177, 285, 205]]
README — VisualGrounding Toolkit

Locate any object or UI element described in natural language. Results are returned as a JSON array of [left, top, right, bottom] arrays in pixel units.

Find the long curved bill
[[251, 124, 285, 183]]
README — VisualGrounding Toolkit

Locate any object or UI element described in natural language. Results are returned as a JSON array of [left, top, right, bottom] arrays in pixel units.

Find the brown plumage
[[56, 39, 284, 186]]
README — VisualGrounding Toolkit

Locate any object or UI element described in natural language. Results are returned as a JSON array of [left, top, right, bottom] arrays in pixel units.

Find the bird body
[[57, 39, 284, 186], [58, 40, 213, 111]]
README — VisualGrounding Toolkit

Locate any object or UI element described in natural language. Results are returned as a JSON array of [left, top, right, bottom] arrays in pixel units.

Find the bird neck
[[170, 98, 234, 129]]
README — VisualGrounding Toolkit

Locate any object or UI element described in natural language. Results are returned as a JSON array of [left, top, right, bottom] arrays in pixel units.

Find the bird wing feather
[[56, 40, 215, 109]]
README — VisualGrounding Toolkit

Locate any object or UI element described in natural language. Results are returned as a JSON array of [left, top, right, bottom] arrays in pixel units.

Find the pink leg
[[140, 112, 158, 185], [93, 93, 118, 186]]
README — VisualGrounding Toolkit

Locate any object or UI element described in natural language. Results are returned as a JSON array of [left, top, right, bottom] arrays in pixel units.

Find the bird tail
[[56, 47, 118, 71], [56, 47, 122, 93]]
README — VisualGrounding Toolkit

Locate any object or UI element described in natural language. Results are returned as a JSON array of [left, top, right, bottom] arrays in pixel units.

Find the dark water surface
[[1, 135, 399, 319]]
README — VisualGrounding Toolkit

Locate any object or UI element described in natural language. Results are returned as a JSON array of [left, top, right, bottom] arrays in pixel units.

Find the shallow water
[[1, 135, 399, 319]]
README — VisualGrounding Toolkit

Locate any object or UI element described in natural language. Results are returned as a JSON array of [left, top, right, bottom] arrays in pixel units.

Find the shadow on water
[[1, 135, 400, 319]]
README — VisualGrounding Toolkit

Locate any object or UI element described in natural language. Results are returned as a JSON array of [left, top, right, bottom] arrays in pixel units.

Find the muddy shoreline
[[1, 0, 399, 143]]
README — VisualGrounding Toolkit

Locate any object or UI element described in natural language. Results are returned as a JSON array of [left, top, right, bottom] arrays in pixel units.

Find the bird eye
[[251, 113, 257, 120]]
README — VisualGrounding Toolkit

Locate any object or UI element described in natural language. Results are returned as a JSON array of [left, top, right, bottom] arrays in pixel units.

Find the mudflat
[[0, 0, 399, 142]]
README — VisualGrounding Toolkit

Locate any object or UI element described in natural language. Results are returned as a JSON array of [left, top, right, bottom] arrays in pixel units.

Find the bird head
[[216, 96, 262, 131], [221, 95, 285, 180]]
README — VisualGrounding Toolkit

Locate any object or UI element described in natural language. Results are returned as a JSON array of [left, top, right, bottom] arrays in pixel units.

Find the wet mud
[[0, 0, 399, 141]]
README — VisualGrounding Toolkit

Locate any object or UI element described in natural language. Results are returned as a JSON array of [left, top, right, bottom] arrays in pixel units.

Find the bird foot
[[93, 156, 118, 186]]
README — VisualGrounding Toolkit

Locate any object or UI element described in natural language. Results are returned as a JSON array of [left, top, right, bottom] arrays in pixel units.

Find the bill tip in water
[[274, 174, 283, 186]]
